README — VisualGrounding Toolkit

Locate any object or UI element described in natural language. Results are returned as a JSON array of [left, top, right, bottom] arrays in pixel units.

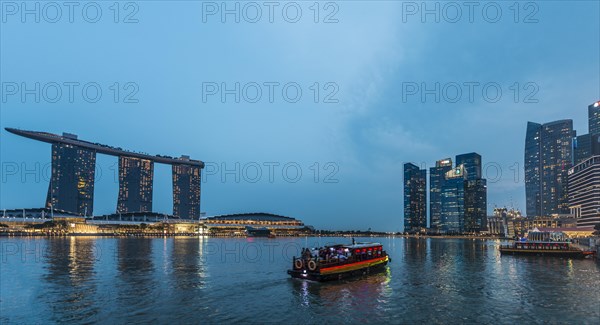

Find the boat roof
[[305, 242, 383, 250], [343, 242, 382, 249]]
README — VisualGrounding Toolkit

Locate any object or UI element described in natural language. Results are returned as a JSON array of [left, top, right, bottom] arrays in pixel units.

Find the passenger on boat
[[302, 248, 312, 259]]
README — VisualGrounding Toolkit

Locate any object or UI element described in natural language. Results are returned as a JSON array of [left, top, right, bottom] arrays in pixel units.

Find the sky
[[1, 1, 599, 232]]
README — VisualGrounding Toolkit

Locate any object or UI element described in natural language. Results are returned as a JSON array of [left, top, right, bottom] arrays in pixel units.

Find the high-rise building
[[588, 101, 600, 158], [456, 152, 482, 180], [572, 101, 600, 166], [592, 134, 600, 156], [541, 120, 574, 215], [525, 122, 542, 217], [589, 101, 600, 137], [429, 158, 452, 229], [117, 156, 154, 213], [525, 120, 574, 217], [464, 179, 487, 232], [440, 164, 467, 233], [403, 163, 427, 232], [568, 156, 600, 228], [574, 134, 591, 165], [46, 139, 96, 216], [173, 158, 202, 219]]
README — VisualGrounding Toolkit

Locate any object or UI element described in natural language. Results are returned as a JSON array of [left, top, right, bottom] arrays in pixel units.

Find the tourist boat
[[287, 242, 389, 281], [499, 231, 596, 258]]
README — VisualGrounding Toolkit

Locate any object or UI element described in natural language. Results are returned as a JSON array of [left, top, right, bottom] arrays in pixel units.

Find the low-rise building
[[202, 212, 313, 236]]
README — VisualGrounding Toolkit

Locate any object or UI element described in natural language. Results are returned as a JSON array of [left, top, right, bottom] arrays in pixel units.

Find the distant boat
[[245, 226, 274, 238], [499, 231, 596, 258], [288, 242, 389, 281]]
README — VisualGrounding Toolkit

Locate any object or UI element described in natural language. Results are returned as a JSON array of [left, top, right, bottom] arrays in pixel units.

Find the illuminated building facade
[[568, 156, 600, 228], [6, 128, 204, 218], [574, 134, 591, 165], [429, 158, 452, 229], [173, 159, 202, 219], [464, 179, 487, 232], [203, 213, 312, 235], [117, 157, 154, 213], [525, 120, 574, 217], [46, 141, 96, 216], [525, 122, 542, 217], [589, 101, 600, 136], [456, 152, 482, 180], [440, 164, 467, 233], [573, 101, 600, 165], [403, 163, 427, 232]]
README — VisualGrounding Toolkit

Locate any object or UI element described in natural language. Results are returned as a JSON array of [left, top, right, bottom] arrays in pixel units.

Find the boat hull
[[499, 247, 593, 258], [287, 256, 389, 282]]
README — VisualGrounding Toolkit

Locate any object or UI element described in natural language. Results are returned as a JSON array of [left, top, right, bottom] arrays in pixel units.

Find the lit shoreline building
[[435, 153, 487, 233], [440, 164, 467, 233], [403, 163, 427, 232], [429, 158, 452, 230], [524, 120, 574, 217], [5, 128, 204, 219], [202, 213, 313, 236], [568, 156, 600, 228]]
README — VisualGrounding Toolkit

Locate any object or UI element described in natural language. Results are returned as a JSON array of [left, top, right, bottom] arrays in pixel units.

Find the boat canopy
[[342, 242, 382, 249]]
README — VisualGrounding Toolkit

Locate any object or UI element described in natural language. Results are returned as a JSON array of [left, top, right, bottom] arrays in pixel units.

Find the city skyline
[[2, 2, 600, 324], [1, 2, 598, 231], [525, 100, 600, 221], [2, 100, 599, 230]]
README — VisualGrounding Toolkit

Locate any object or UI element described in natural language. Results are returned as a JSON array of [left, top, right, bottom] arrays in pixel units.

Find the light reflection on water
[[1, 237, 599, 324]]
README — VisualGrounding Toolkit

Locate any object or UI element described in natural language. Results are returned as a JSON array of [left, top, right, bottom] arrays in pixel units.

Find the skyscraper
[[403, 163, 427, 232], [440, 164, 467, 233], [429, 158, 452, 229], [525, 120, 574, 217], [589, 101, 600, 157], [589, 101, 600, 137], [572, 101, 600, 166], [574, 134, 591, 165], [173, 157, 202, 219], [456, 152, 482, 180], [464, 179, 487, 232], [568, 156, 600, 228], [525, 122, 542, 217], [117, 156, 154, 213], [46, 140, 96, 216], [541, 120, 574, 215]]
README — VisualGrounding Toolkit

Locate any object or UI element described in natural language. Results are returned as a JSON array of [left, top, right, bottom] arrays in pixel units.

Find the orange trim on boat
[[320, 256, 388, 275]]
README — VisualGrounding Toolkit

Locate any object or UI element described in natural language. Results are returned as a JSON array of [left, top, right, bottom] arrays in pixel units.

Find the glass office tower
[[429, 158, 452, 229], [404, 162, 427, 232], [440, 165, 467, 233], [525, 120, 574, 217], [456, 152, 482, 180], [464, 179, 487, 232]]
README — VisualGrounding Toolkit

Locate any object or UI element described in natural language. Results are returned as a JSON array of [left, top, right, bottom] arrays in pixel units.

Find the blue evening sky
[[1, 1, 599, 231]]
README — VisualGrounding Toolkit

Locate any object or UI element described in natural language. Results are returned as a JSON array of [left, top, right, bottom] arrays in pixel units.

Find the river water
[[1, 237, 599, 324]]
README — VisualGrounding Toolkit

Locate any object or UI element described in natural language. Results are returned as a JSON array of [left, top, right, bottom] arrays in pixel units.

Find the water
[[1, 237, 599, 324]]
